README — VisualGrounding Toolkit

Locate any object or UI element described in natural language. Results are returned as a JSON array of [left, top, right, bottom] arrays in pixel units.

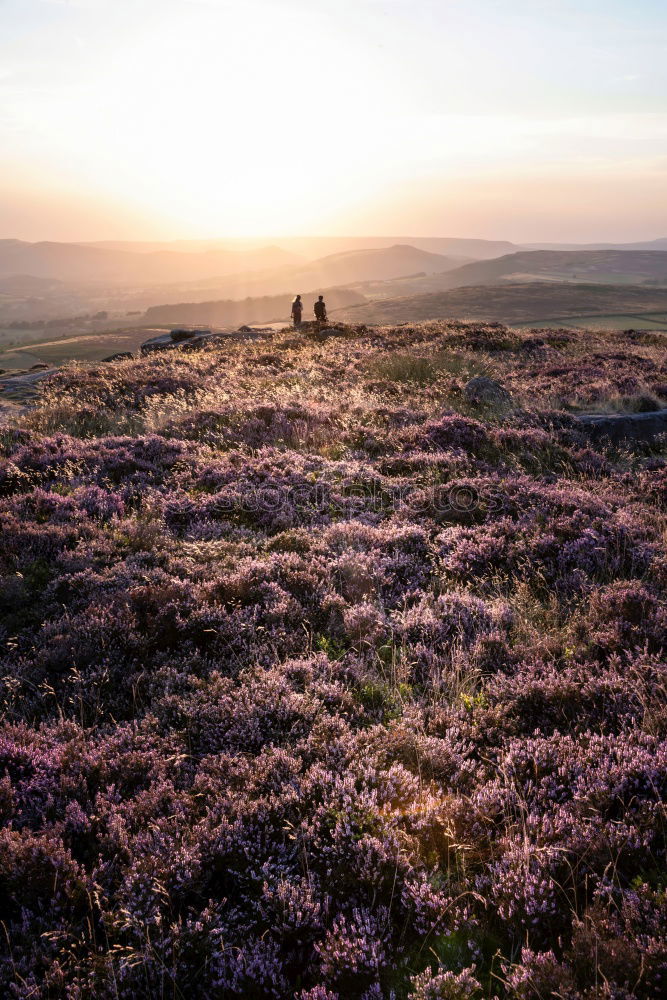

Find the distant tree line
[[144, 289, 365, 327], [5, 311, 109, 330]]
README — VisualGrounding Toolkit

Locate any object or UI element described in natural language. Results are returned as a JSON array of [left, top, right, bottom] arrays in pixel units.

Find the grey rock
[[463, 376, 512, 406], [141, 333, 176, 355], [576, 408, 667, 444], [171, 327, 211, 342], [102, 352, 133, 362], [140, 326, 270, 356]]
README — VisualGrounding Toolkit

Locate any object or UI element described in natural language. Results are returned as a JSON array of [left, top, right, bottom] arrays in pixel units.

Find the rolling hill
[[137, 244, 466, 302], [334, 281, 667, 325], [400, 250, 667, 294], [116, 246, 463, 319], [272, 235, 519, 260], [523, 237, 667, 252], [137, 247, 460, 328], [284, 244, 462, 289], [82, 235, 519, 261], [0, 240, 302, 284], [6, 240, 667, 330]]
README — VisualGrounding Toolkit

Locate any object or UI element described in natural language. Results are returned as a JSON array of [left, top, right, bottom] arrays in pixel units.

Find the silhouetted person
[[314, 295, 327, 324], [291, 295, 303, 328]]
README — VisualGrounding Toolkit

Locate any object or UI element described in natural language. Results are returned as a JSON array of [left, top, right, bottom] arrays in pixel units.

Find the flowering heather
[[0, 320, 665, 998]]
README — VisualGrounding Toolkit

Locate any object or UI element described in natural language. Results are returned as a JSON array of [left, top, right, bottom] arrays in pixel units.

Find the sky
[[1, 0, 666, 243]]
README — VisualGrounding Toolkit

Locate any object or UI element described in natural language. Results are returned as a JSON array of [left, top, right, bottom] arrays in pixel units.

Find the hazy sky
[[1, 0, 666, 242]]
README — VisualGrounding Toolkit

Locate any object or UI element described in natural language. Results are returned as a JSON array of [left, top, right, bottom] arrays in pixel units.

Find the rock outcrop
[[0, 367, 58, 422], [140, 327, 268, 356], [575, 408, 667, 444]]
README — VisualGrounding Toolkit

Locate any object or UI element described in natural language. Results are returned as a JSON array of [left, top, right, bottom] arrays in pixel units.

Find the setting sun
[[2, 0, 666, 240]]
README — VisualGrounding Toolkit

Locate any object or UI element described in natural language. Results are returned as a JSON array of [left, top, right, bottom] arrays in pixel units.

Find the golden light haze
[[2, 0, 666, 243]]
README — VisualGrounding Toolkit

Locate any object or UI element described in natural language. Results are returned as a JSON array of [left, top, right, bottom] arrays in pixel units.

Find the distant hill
[[334, 281, 667, 325], [0, 240, 301, 284], [522, 238, 667, 252], [286, 244, 461, 289], [0, 244, 462, 323], [82, 240, 256, 254], [413, 250, 667, 291], [82, 236, 519, 262], [144, 287, 366, 327], [274, 236, 519, 261], [0, 241, 484, 309], [127, 246, 466, 310]]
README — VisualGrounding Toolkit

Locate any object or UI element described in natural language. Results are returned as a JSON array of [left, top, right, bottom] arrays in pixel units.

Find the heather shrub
[[408, 966, 484, 1000], [586, 581, 667, 654], [0, 321, 665, 997], [166, 400, 338, 451]]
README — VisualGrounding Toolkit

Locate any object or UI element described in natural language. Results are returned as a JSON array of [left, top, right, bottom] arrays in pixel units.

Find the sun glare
[[30, 2, 394, 235], [1, 0, 665, 239]]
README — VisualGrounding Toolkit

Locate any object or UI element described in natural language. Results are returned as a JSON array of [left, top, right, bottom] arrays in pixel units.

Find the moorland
[[0, 319, 665, 997]]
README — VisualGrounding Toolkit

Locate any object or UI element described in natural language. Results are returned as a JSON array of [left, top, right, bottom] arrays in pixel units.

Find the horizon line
[[2, 234, 667, 246]]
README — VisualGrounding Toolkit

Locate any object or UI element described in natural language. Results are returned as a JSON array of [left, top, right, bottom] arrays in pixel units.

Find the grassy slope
[[431, 249, 667, 287], [335, 281, 667, 325]]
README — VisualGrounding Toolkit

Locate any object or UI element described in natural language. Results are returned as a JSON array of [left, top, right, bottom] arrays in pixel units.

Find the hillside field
[[335, 281, 667, 327], [514, 313, 667, 331], [0, 321, 666, 997], [0, 326, 171, 370], [427, 250, 667, 289]]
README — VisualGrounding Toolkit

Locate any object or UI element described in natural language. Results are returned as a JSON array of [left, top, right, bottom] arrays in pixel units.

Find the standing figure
[[314, 295, 327, 324], [291, 295, 303, 328]]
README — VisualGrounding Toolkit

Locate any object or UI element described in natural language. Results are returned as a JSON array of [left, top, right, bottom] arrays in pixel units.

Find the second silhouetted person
[[314, 295, 327, 324]]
